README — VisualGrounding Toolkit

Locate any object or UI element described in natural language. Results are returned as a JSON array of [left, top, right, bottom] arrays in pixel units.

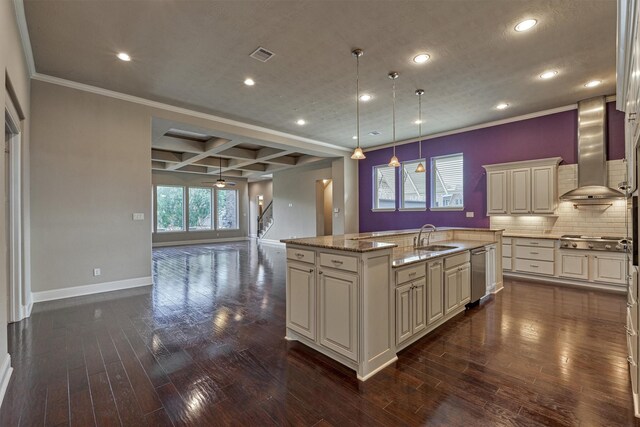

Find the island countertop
[[391, 240, 492, 268]]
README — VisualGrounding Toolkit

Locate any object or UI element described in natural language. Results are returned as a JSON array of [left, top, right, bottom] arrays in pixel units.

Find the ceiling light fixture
[[415, 89, 426, 173], [244, 78, 255, 86], [496, 103, 509, 110], [359, 94, 372, 102], [388, 72, 400, 168], [351, 49, 366, 160], [539, 70, 558, 79], [585, 80, 602, 88], [414, 119, 423, 125], [514, 19, 537, 32], [116, 52, 131, 62], [216, 157, 226, 188], [296, 119, 306, 125], [413, 53, 430, 64], [352, 136, 358, 140]]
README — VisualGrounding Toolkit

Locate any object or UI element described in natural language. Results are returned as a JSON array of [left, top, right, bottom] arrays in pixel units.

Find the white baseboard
[[0, 354, 12, 407], [152, 237, 249, 247], [258, 239, 285, 247], [504, 272, 626, 294], [32, 276, 152, 303]]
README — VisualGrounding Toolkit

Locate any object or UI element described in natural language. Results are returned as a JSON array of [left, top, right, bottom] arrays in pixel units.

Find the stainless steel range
[[559, 235, 631, 252]]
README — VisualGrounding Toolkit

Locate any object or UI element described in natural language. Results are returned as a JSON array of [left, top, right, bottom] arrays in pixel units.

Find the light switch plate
[[133, 213, 144, 220], [93, 268, 101, 276], [466, 212, 474, 218]]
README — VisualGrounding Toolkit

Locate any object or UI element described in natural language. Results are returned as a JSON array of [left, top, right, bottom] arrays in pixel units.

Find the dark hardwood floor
[[0, 240, 638, 426]]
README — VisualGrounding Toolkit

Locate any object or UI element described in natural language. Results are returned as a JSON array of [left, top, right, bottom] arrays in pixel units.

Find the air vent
[[250, 47, 275, 62], [368, 131, 381, 136]]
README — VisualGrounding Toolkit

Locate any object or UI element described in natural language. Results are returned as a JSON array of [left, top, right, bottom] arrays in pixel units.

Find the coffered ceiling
[[23, 0, 616, 149]]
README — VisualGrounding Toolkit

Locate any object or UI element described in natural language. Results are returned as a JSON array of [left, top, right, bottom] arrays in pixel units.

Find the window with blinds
[[373, 165, 396, 210], [401, 160, 427, 209], [430, 153, 464, 209]]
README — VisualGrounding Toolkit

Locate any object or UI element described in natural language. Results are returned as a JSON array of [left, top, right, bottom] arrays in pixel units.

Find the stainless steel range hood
[[559, 96, 625, 201]]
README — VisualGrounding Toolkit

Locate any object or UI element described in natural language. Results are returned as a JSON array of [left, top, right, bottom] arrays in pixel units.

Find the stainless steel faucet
[[414, 224, 437, 248]]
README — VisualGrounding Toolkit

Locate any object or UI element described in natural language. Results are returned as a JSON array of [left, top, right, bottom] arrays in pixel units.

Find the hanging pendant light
[[415, 89, 426, 173], [388, 72, 400, 167], [350, 49, 366, 160], [215, 157, 226, 188]]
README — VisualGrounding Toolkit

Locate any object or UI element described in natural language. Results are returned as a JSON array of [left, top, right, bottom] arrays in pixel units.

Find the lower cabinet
[[396, 277, 427, 345], [593, 254, 626, 284], [318, 268, 359, 361], [286, 261, 316, 340], [559, 252, 589, 280], [444, 262, 471, 315], [486, 244, 497, 293], [427, 260, 444, 325]]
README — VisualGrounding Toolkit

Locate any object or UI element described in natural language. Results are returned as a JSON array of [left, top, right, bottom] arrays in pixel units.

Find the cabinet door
[[444, 268, 459, 315], [318, 269, 359, 361], [487, 170, 509, 214], [593, 255, 627, 285], [510, 168, 531, 214], [427, 260, 444, 325], [286, 262, 316, 340], [531, 166, 555, 213], [412, 278, 427, 335], [396, 283, 412, 345], [486, 247, 496, 293], [559, 252, 589, 280], [459, 263, 471, 305]]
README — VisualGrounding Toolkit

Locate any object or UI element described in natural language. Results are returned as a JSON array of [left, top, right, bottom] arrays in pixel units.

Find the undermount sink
[[416, 244, 458, 252]]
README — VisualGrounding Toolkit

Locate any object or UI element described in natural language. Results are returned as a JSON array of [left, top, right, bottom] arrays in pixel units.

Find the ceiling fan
[[203, 157, 237, 188]]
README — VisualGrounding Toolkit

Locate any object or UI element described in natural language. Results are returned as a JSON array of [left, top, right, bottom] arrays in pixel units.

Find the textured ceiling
[[24, 0, 616, 148]]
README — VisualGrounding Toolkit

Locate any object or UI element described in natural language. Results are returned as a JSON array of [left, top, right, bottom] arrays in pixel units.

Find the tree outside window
[[156, 186, 184, 232]]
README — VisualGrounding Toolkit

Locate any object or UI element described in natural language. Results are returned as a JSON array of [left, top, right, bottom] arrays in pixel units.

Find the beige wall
[[248, 180, 272, 237], [152, 170, 249, 245], [2, 0, 32, 366]]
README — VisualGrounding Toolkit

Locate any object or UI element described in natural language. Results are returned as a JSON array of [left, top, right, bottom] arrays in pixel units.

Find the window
[[401, 160, 427, 210], [431, 153, 464, 209], [156, 186, 185, 232], [373, 165, 396, 210], [188, 187, 213, 230], [217, 189, 238, 229]]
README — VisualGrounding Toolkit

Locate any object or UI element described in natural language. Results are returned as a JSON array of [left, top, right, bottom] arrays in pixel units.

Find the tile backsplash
[[490, 160, 631, 237]]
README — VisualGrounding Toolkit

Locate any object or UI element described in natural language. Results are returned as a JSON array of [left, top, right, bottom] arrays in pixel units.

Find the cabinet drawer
[[396, 264, 425, 285], [503, 257, 512, 271], [515, 238, 555, 248], [319, 252, 358, 273], [514, 258, 554, 276], [502, 244, 512, 257], [444, 251, 470, 269], [287, 248, 315, 264], [515, 246, 554, 261]]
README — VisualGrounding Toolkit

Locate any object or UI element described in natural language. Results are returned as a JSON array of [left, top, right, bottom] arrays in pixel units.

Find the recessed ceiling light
[[413, 54, 430, 64], [296, 119, 306, 126], [515, 19, 537, 32], [116, 52, 131, 62], [244, 78, 255, 86], [359, 94, 372, 102], [352, 136, 358, 140], [539, 70, 558, 79], [414, 120, 423, 125], [496, 103, 509, 110], [585, 80, 602, 88]]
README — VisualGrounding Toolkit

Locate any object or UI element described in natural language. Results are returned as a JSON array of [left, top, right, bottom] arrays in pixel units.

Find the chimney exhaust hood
[[559, 96, 625, 201]]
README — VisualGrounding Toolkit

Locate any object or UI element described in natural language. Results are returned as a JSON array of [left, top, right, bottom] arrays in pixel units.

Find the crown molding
[[13, 0, 35, 76], [364, 95, 617, 152]]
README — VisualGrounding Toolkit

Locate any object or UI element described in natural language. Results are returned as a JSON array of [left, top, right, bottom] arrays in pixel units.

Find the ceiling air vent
[[368, 131, 381, 136], [250, 47, 275, 62]]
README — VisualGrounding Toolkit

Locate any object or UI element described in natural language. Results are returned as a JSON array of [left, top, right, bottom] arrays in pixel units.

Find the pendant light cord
[[356, 54, 360, 149], [418, 92, 422, 158], [392, 78, 396, 157]]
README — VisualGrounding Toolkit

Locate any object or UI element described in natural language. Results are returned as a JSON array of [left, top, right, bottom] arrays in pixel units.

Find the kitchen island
[[282, 227, 503, 380]]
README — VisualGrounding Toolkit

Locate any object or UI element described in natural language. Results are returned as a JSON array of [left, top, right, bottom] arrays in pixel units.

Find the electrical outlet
[[466, 212, 475, 218], [93, 268, 101, 277], [133, 213, 144, 220]]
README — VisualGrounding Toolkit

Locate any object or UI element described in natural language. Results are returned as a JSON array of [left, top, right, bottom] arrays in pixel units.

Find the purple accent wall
[[358, 102, 625, 232]]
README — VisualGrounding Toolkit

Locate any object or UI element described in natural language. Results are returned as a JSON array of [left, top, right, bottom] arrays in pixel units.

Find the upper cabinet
[[483, 158, 562, 216]]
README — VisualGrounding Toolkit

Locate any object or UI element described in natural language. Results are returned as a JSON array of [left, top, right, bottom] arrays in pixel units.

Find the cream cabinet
[[286, 262, 316, 340], [395, 278, 426, 346], [592, 254, 626, 285], [483, 158, 562, 215], [559, 252, 589, 280], [426, 260, 444, 325], [444, 261, 471, 315], [318, 267, 359, 361]]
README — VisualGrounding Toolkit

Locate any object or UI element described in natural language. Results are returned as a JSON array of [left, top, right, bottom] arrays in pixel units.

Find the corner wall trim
[[0, 354, 13, 407], [32, 276, 153, 303], [152, 237, 249, 248]]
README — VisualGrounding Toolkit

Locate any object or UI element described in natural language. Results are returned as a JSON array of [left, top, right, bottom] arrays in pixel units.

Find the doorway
[[316, 179, 333, 236]]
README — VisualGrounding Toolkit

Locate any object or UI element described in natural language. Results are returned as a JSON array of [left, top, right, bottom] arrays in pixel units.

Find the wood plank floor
[[1, 241, 638, 426]]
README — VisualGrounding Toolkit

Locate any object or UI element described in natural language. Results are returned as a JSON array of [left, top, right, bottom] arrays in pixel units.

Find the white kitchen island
[[282, 227, 503, 380]]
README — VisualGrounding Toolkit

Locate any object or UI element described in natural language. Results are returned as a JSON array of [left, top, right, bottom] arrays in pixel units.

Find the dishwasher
[[468, 247, 487, 307]]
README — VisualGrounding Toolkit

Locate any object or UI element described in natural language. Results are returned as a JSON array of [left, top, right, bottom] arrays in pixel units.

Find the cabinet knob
[[319, 271, 323, 275], [309, 269, 314, 273], [629, 113, 637, 122]]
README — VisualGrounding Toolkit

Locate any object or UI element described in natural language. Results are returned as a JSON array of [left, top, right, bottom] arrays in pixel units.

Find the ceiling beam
[[151, 150, 182, 163], [165, 137, 237, 171]]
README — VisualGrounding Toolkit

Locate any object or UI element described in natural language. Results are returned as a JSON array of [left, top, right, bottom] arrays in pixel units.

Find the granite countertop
[[503, 232, 563, 240], [346, 227, 504, 241], [392, 240, 493, 268]]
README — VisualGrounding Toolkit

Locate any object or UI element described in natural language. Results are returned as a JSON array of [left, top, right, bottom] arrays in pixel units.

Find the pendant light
[[415, 89, 426, 173], [215, 157, 226, 188], [388, 72, 400, 167], [350, 49, 366, 160]]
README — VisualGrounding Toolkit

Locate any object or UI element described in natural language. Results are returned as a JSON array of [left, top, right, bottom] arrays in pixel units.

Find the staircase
[[257, 201, 274, 239]]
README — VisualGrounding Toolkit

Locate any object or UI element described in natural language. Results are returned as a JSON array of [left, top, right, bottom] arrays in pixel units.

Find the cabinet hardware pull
[[628, 302, 634, 308], [295, 253, 304, 258], [629, 356, 635, 365], [629, 113, 637, 122], [319, 271, 323, 275], [309, 269, 314, 273], [331, 259, 343, 265], [626, 326, 636, 336], [409, 272, 416, 277], [530, 264, 539, 268], [530, 252, 539, 255], [530, 242, 539, 245]]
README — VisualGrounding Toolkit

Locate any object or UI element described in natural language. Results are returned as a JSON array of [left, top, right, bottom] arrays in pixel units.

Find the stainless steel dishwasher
[[469, 247, 487, 306]]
